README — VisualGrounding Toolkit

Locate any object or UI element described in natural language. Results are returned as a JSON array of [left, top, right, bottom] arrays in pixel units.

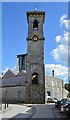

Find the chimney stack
[[52, 70, 54, 77]]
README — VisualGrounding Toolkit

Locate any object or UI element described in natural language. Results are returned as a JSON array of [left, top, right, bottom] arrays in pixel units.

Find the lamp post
[[5, 91, 7, 109], [18, 91, 21, 103], [25, 81, 28, 105]]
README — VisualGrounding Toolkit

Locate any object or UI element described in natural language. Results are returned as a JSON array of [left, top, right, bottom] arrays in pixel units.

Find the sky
[[1, 2, 70, 83], [1, 0, 70, 2]]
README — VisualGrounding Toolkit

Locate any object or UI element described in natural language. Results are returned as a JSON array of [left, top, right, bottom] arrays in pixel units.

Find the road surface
[[31, 103, 69, 119], [1, 103, 69, 119]]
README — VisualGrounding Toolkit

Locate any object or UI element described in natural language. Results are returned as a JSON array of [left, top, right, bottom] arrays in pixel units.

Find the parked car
[[47, 98, 54, 103], [52, 98, 58, 103], [47, 97, 58, 103], [59, 101, 68, 112], [58, 99, 68, 112], [55, 99, 67, 110], [64, 102, 70, 116], [55, 100, 61, 108]]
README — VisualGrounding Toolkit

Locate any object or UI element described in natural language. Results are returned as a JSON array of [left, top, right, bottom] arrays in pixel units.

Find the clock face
[[33, 36, 38, 41]]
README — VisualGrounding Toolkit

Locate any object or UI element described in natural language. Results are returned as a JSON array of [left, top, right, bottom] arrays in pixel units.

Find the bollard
[[7, 103, 8, 108], [5, 102, 6, 109]]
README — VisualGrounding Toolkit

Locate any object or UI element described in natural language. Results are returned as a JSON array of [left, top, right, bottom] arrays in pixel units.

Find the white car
[[52, 98, 58, 103]]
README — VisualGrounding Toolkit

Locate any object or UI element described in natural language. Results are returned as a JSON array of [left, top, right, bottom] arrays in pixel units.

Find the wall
[[1, 70, 65, 103], [63, 88, 69, 98], [2, 86, 26, 103], [45, 76, 63, 101], [26, 84, 45, 104], [2, 73, 26, 87]]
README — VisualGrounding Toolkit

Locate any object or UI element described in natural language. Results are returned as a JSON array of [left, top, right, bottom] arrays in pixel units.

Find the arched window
[[32, 73, 38, 84], [33, 20, 38, 31]]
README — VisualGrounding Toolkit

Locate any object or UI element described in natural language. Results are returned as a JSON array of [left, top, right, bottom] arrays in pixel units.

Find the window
[[33, 20, 38, 31], [47, 91, 51, 96], [32, 73, 38, 84]]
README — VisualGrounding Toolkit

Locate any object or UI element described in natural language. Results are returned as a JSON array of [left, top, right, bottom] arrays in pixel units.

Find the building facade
[[1, 70, 26, 103], [1, 70, 67, 103], [16, 54, 27, 71], [45, 76, 63, 101]]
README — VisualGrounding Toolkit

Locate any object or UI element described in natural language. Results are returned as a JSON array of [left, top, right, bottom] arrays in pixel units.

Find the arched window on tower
[[32, 73, 38, 84], [33, 20, 38, 31]]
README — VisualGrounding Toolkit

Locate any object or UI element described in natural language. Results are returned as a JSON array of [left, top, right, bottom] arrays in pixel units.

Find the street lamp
[[18, 91, 21, 103], [4, 91, 7, 109]]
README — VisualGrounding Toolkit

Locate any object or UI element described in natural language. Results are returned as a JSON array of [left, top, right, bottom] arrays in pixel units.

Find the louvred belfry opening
[[33, 20, 38, 31], [32, 73, 38, 84]]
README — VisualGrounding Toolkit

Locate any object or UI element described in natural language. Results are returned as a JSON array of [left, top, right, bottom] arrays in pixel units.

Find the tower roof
[[26, 11, 45, 23]]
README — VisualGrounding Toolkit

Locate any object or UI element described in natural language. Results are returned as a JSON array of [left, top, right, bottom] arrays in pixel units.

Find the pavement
[[0, 104, 36, 120]]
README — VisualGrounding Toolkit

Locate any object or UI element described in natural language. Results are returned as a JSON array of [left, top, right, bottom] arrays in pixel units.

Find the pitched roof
[[2, 70, 16, 79], [17, 70, 26, 76], [12, 70, 19, 75]]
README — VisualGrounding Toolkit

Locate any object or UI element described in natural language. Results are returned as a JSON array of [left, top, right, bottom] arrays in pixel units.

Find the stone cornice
[[26, 11, 45, 23]]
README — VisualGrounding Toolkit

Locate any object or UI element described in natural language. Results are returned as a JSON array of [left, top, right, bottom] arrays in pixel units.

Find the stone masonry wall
[[26, 84, 45, 104], [2, 86, 26, 103]]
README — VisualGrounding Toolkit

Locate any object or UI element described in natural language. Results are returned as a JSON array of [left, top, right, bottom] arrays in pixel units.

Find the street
[[1, 103, 69, 119], [32, 103, 69, 119]]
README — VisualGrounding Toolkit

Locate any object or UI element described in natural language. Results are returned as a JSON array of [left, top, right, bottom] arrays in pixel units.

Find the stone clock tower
[[26, 9, 45, 104]]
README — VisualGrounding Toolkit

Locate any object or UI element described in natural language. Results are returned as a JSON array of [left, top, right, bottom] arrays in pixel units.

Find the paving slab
[[0, 104, 34, 120]]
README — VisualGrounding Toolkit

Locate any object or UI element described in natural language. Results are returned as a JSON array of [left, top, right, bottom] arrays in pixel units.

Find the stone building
[[45, 76, 63, 101], [2, 70, 26, 87], [1, 70, 26, 103], [1, 9, 68, 104], [0, 70, 68, 103], [0, 77, 2, 110]]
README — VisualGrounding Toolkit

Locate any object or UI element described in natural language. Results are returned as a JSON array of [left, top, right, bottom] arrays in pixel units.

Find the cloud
[[52, 44, 68, 65], [0, 66, 16, 74], [0, 66, 17, 78], [45, 64, 68, 83], [2, 67, 9, 73], [52, 15, 70, 66], [56, 35, 62, 43], [52, 32, 68, 65], [11, 66, 16, 70], [60, 15, 68, 29]]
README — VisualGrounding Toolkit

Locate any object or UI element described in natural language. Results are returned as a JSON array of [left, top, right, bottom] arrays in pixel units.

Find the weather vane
[[35, 5, 38, 11]]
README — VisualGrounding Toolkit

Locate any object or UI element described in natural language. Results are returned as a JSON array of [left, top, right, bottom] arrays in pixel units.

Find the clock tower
[[26, 9, 45, 104]]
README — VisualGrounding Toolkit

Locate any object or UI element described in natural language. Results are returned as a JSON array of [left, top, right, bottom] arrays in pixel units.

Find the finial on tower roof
[[35, 5, 38, 11]]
